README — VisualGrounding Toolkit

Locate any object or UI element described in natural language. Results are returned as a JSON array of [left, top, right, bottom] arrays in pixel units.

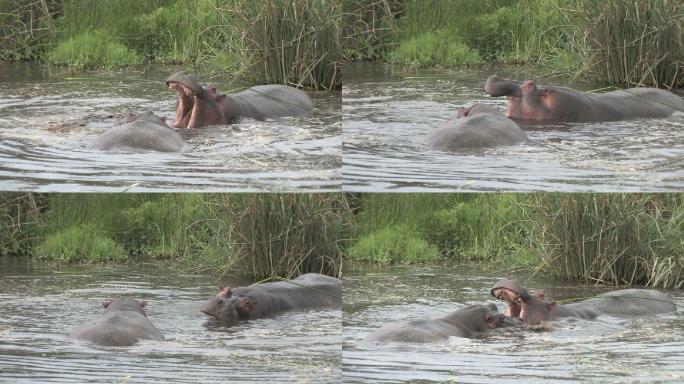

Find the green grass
[[388, 30, 481, 68], [348, 224, 441, 265], [35, 224, 126, 263], [48, 30, 142, 68]]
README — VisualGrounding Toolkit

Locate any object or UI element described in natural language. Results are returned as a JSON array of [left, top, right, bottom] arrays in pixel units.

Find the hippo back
[[234, 273, 341, 317], [575, 289, 676, 317], [88, 112, 184, 152], [429, 113, 527, 151], [225, 85, 314, 121], [68, 310, 164, 346]]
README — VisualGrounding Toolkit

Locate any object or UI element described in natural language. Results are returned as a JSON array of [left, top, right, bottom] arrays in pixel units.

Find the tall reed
[[524, 193, 683, 288], [563, 0, 684, 88], [342, 0, 400, 61], [215, 0, 342, 90], [213, 193, 348, 279], [0, 0, 58, 61], [0, 193, 44, 256]]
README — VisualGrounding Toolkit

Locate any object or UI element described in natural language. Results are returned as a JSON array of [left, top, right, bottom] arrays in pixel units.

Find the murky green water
[[0, 258, 341, 383], [343, 265, 684, 383], [0, 64, 341, 192], [343, 63, 684, 192]]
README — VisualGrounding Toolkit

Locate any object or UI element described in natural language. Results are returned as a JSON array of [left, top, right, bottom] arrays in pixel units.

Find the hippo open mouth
[[166, 72, 204, 128], [490, 279, 530, 318]]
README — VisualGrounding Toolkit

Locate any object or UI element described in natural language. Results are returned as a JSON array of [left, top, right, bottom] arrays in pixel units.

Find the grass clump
[[388, 30, 481, 68], [348, 225, 441, 265], [47, 30, 142, 68], [34, 224, 126, 263], [342, 0, 400, 61]]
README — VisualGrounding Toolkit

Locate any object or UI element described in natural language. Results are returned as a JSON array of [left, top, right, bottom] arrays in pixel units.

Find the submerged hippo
[[428, 103, 527, 150], [484, 75, 684, 122], [68, 297, 164, 346], [88, 111, 184, 152], [166, 72, 314, 128], [491, 279, 676, 325], [366, 303, 505, 343], [200, 273, 341, 324]]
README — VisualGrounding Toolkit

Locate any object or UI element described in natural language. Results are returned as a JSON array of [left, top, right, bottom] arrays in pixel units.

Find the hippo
[[68, 297, 164, 346], [88, 111, 184, 152], [365, 303, 505, 343], [484, 75, 684, 122], [428, 103, 527, 150], [166, 72, 314, 128], [491, 279, 676, 325], [200, 273, 341, 324]]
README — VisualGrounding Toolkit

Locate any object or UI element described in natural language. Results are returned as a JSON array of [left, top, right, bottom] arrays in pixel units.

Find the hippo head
[[490, 278, 531, 317], [102, 297, 148, 316], [518, 293, 557, 325], [443, 303, 505, 332], [491, 279, 557, 325], [457, 103, 501, 118], [166, 72, 227, 128], [121, 111, 169, 127], [484, 75, 578, 121], [200, 287, 257, 324]]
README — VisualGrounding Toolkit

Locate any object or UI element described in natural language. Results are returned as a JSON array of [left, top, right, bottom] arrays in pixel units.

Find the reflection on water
[[343, 265, 684, 383], [0, 258, 341, 383], [342, 63, 684, 192], [0, 64, 341, 192]]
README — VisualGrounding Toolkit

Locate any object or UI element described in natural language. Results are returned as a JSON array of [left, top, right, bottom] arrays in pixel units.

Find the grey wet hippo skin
[[491, 279, 676, 325], [366, 303, 505, 343], [428, 104, 527, 151], [200, 273, 341, 324], [68, 298, 164, 346], [88, 111, 184, 152], [484, 75, 684, 122], [166, 72, 314, 128]]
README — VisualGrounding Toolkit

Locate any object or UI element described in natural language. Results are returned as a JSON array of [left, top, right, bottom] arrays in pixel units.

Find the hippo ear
[[138, 300, 148, 308], [458, 107, 470, 118], [533, 291, 545, 300], [237, 297, 257, 316], [547, 301, 557, 313], [216, 94, 226, 102], [102, 300, 112, 308]]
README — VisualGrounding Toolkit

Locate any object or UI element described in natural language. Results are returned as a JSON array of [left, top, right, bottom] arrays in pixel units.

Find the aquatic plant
[[563, 0, 684, 88], [0, 193, 44, 256]]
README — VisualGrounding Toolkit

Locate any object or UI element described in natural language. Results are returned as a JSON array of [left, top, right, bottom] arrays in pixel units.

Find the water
[[343, 265, 684, 383], [342, 63, 684, 192], [0, 259, 341, 383], [0, 64, 341, 192]]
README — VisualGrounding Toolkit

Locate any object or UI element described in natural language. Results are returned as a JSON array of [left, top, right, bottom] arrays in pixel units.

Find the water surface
[[0, 258, 341, 383], [0, 64, 341, 192], [343, 265, 684, 383], [343, 63, 684, 191]]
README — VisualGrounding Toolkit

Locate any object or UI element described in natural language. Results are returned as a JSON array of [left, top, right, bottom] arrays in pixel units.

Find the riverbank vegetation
[[0, 0, 341, 90], [0, 193, 347, 279], [1, 193, 681, 288], [344, 0, 684, 88], [346, 193, 684, 289]]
